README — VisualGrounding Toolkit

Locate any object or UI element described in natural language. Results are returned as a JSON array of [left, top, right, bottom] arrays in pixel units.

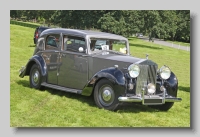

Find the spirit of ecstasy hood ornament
[[146, 54, 149, 59]]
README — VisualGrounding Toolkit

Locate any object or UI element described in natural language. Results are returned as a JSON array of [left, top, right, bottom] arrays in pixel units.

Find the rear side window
[[63, 35, 86, 53], [45, 34, 60, 50], [33, 38, 44, 55], [38, 38, 44, 50]]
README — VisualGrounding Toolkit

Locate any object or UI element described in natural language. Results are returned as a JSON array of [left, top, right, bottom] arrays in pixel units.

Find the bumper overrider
[[118, 87, 182, 105]]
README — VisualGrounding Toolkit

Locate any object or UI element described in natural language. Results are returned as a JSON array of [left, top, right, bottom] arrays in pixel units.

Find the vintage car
[[19, 28, 182, 111]]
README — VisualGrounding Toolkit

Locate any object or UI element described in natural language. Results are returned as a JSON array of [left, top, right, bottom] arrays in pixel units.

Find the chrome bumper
[[118, 96, 182, 104], [118, 89, 182, 105]]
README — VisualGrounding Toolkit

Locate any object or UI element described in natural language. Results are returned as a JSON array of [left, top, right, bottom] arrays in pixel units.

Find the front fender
[[19, 55, 47, 82], [156, 71, 178, 97], [82, 67, 126, 96]]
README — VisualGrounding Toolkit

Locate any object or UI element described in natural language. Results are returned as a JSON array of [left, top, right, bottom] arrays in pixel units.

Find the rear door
[[42, 34, 61, 85]]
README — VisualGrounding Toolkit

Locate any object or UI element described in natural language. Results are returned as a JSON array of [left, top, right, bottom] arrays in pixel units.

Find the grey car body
[[19, 28, 182, 111]]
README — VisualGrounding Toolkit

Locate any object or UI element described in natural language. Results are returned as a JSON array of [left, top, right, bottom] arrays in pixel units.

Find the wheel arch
[[156, 71, 178, 97], [164, 71, 178, 97], [82, 67, 126, 97], [22, 55, 47, 83], [90, 77, 110, 97]]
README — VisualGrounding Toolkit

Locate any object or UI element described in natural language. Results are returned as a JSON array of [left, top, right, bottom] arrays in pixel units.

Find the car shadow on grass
[[17, 79, 163, 113], [48, 88, 162, 113], [45, 87, 97, 107], [116, 103, 161, 113], [29, 44, 36, 47], [129, 43, 163, 50], [17, 79, 30, 88], [178, 86, 190, 92]]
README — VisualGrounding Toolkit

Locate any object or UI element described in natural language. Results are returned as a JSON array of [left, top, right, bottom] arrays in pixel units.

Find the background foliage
[[10, 10, 190, 42]]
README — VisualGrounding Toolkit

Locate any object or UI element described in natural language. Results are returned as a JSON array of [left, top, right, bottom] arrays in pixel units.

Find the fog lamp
[[147, 83, 156, 94]]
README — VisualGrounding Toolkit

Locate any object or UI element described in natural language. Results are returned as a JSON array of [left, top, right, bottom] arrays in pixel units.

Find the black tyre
[[29, 64, 43, 90], [148, 102, 174, 111], [94, 79, 119, 111]]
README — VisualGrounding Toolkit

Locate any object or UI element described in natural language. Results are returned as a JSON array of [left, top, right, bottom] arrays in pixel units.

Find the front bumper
[[118, 89, 182, 105]]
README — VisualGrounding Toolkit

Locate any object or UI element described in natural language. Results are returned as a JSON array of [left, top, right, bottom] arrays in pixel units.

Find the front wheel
[[29, 64, 43, 90], [148, 102, 174, 111], [94, 79, 119, 111]]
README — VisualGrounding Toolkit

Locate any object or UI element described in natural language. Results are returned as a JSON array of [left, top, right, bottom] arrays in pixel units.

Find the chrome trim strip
[[118, 96, 142, 102], [118, 96, 182, 103], [142, 88, 145, 104], [41, 82, 82, 94], [165, 97, 182, 102], [163, 88, 166, 104]]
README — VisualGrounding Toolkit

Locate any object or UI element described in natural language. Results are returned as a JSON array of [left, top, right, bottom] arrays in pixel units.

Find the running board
[[41, 82, 82, 94]]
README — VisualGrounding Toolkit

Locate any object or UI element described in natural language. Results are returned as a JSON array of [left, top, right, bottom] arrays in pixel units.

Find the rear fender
[[19, 55, 47, 82]]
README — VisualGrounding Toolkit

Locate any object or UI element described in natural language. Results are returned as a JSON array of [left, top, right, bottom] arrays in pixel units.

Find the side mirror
[[79, 47, 84, 52]]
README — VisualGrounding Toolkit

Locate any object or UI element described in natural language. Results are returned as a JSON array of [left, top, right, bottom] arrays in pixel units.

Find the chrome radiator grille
[[135, 65, 157, 94]]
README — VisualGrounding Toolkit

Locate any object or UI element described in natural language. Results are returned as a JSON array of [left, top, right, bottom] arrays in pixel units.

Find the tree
[[140, 10, 162, 40], [10, 10, 190, 43], [10, 10, 25, 19], [40, 10, 56, 25], [175, 10, 190, 42]]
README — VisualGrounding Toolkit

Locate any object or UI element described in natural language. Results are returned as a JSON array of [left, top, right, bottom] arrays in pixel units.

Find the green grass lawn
[[10, 24, 190, 127]]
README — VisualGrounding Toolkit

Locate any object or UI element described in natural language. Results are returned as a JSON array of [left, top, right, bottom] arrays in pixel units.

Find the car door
[[58, 35, 88, 89], [42, 34, 61, 85]]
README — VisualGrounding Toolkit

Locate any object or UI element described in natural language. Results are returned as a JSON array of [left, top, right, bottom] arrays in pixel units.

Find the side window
[[38, 38, 44, 50], [46, 34, 60, 50], [63, 35, 86, 53], [33, 38, 44, 55]]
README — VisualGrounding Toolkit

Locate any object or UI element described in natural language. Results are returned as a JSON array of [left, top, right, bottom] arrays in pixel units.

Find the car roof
[[40, 28, 128, 41]]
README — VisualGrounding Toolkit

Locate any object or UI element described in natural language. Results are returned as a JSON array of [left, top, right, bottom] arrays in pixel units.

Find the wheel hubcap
[[102, 89, 111, 101], [32, 69, 40, 86], [33, 72, 39, 83], [99, 85, 115, 106]]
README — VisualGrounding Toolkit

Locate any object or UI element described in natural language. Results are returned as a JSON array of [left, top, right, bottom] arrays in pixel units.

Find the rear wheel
[[94, 79, 119, 111], [148, 102, 174, 111], [29, 64, 43, 90]]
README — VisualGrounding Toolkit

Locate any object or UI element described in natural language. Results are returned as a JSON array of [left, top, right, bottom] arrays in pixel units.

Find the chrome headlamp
[[128, 64, 140, 78], [159, 65, 171, 80]]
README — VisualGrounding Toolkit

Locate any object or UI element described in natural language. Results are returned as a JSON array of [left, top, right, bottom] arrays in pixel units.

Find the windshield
[[89, 38, 128, 54]]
